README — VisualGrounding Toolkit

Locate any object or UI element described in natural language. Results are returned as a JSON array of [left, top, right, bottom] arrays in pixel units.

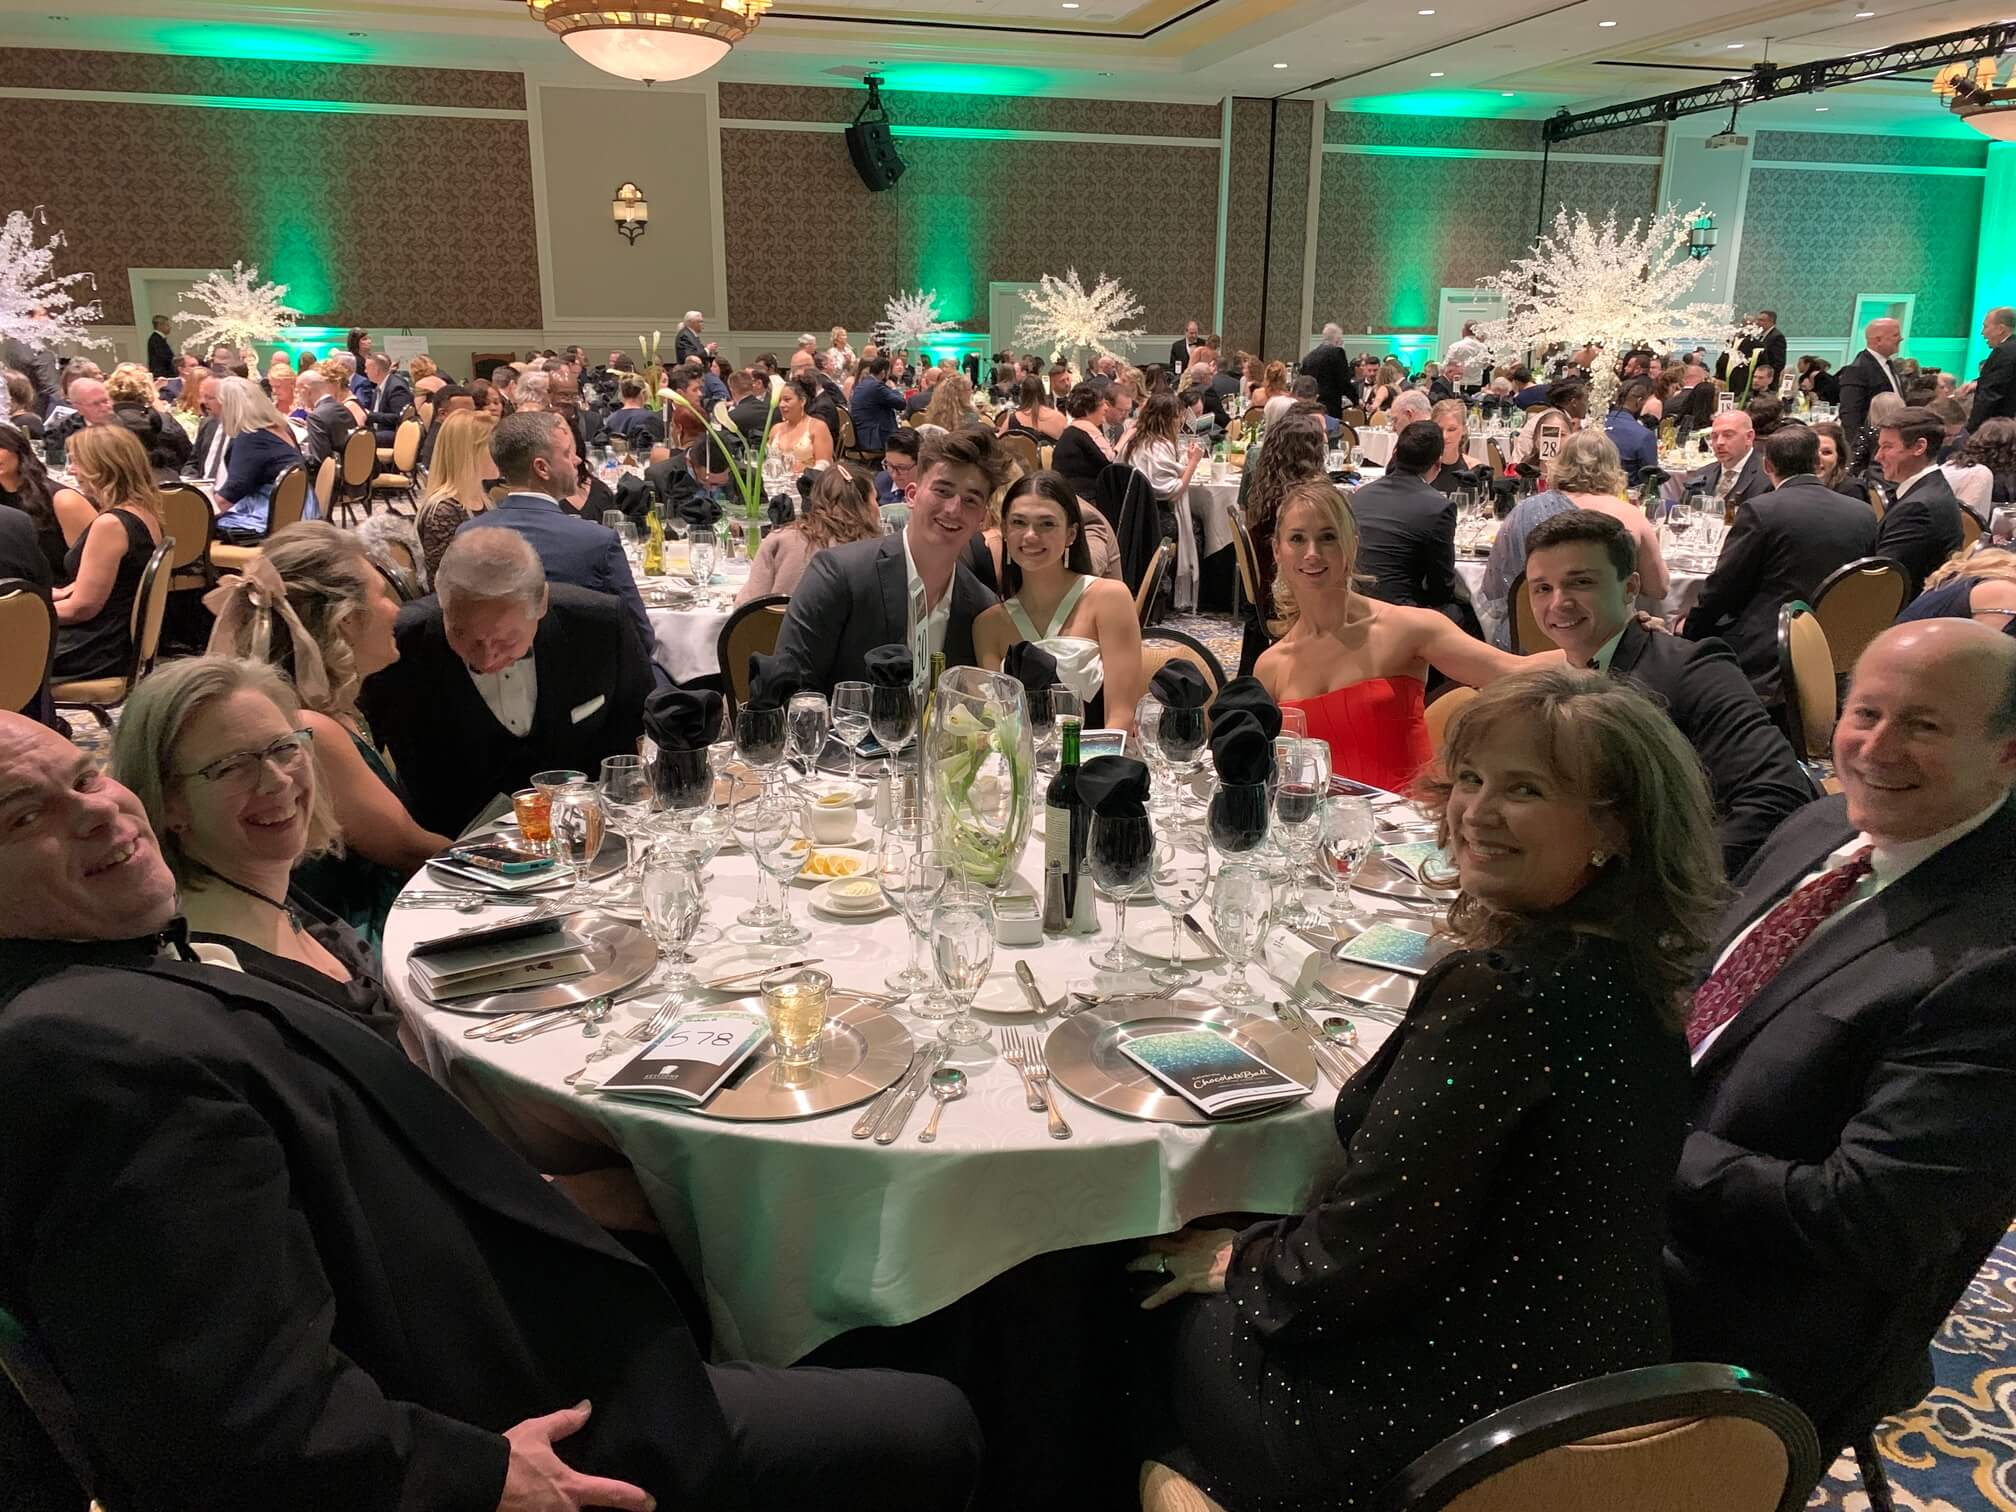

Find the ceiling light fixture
[[1429, 70, 1445, 76], [1815, 105, 1830, 111], [1855, 9, 1875, 16], [1273, 61, 1289, 68], [1598, 19, 1617, 26], [526, 0, 772, 83], [1727, 42, 1745, 49], [1418, 8, 1436, 14], [1934, 56, 2016, 142]]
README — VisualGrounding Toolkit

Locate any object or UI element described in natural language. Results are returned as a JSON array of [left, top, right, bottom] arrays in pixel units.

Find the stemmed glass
[[1271, 738, 1331, 928], [548, 782, 606, 907], [730, 792, 787, 930], [831, 681, 873, 781], [869, 682, 918, 771], [1153, 697, 1208, 779], [687, 526, 719, 589], [639, 850, 704, 997], [1150, 837, 1209, 990], [1210, 864, 1273, 1008], [928, 889, 996, 1046], [1319, 797, 1377, 929], [1029, 687, 1084, 774], [1088, 808, 1155, 971], [652, 745, 713, 832], [879, 842, 948, 1000], [736, 703, 789, 791], [787, 692, 829, 780], [745, 795, 810, 947], [598, 755, 654, 885]]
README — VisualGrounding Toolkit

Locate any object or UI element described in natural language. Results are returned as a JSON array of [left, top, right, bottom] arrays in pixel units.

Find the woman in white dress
[[769, 374, 834, 471], [974, 471, 1144, 732]]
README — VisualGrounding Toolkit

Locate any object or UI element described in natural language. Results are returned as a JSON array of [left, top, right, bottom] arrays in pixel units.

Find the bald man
[[1666, 619, 2016, 1453], [1837, 316, 1903, 440], [1968, 305, 2016, 431]]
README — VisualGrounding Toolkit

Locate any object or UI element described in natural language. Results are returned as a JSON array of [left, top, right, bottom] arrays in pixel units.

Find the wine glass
[[639, 850, 704, 998], [869, 682, 918, 770], [548, 782, 606, 906], [1210, 863, 1273, 1008], [652, 745, 713, 831], [1271, 739, 1331, 928], [928, 891, 996, 1047], [687, 527, 719, 588], [787, 691, 829, 779], [1029, 686, 1083, 773], [1150, 838, 1209, 990], [1088, 809, 1155, 971], [730, 792, 787, 930], [831, 681, 873, 781], [1279, 705, 1310, 743], [1154, 697, 1207, 778], [1208, 779, 1270, 859], [745, 795, 810, 947], [1319, 797, 1377, 929], [879, 842, 948, 1000], [736, 703, 789, 790], [598, 755, 654, 884]]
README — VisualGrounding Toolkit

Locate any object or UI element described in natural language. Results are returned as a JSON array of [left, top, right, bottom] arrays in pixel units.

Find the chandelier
[[527, 0, 774, 83], [1933, 56, 2016, 143]]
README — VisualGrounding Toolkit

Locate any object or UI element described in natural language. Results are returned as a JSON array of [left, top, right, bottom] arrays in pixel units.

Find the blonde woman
[[50, 426, 165, 681], [415, 408, 500, 579], [827, 326, 856, 374], [920, 371, 979, 432], [213, 375, 305, 541], [105, 361, 194, 475], [1899, 546, 2016, 636]]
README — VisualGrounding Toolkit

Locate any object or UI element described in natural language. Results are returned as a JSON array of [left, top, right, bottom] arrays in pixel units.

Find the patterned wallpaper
[[0, 47, 523, 109], [1264, 100, 1315, 362], [717, 82, 1218, 137], [0, 97, 541, 327], [1322, 110, 1664, 159], [1753, 130, 1986, 168], [1735, 166, 1982, 337], [1220, 98, 1273, 356]]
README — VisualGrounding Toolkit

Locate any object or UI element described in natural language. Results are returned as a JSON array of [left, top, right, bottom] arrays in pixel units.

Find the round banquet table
[[643, 554, 752, 685], [1351, 429, 1498, 470], [386, 822, 1371, 1367]]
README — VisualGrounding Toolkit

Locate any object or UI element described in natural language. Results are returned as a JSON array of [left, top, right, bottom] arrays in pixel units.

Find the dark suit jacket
[[1607, 622, 1814, 878], [145, 330, 176, 381], [358, 583, 652, 836], [674, 326, 709, 369], [1969, 336, 2016, 431], [770, 532, 996, 695], [457, 494, 657, 674], [1665, 794, 2016, 1435], [185, 416, 226, 484], [1874, 469, 1964, 599], [0, 339, 58, 416], [366, 373, 414, 444], [1732, 327, 1787, 391], [1169, 338, 1195, 373], [847, 377, 905, 452], [1670, 382, 1716, 431], [1684, 476, 1878, 701], [726, 393, 771, 445], [1299, 343, 1352, 418], [300, 397, 355, 469], [1346, 469, 1459, 613], [0, 932, 738, 1511], [1682, 450, 1771, 512], [1835, 349, 1898, 441], [0, 508, 54, 727]]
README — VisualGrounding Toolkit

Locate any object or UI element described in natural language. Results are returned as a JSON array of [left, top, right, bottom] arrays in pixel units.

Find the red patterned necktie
[[1686, 846, 1875, 1051]]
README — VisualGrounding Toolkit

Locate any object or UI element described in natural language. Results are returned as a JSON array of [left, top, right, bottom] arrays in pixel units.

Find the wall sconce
[[612, 181, 649, 244], [1688, 213, 1717, 261]]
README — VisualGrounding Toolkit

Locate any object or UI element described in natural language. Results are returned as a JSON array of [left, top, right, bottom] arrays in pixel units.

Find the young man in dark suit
[[1523, 509, 1814, 877], [1345, 420, 1461, 618], [1683, 424, 1879, 703], [1967, 305, 2016, 431], [1873, 406, 1966, 598], [1665, 619, 2016, 1453]]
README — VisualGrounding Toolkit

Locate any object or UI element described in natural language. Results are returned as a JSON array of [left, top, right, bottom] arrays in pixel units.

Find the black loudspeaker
[[846, 119, 906, 192]]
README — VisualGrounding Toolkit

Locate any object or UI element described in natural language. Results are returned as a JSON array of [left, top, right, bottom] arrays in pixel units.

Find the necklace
[[188, 860, 305, 934]]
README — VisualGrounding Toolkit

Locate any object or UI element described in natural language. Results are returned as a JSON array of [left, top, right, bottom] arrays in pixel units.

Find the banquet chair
[[716, 594, 789, 720], [369, 419, 424, 514], [1040, 443, 1055, 470], [998, 433, 1042, 478], [1777, 602, 1837, 786], [1141, 627, 1227, 706], [1226, 505, 1286, 674], [1423, 685, 1477, 754], [158, 482, 215, 594], [329, 428, 379, 527], [1809, 557, 1909, 677], [1507, 573, 1559, 656], [1486, 438, 1507, 476], [211, 465, 309, 577], [52, 538, 174, 731], [1342, 407, 1369, 428], [1336, 423, 1360, 459], [1134, 541, 1174, 629], [1366, 1362, 1822, 1512], [0, 579, 55, 716], [1959, 508, 1984, 554]]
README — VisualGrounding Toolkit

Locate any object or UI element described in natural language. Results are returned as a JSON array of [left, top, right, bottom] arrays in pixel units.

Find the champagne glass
[[1272, 738, 1331, 928], [1319, 797, 1377, 928], [928, 891, 996, 1046], [746, 795, 810, 947], [548, 782, 606, 906], [879, 842, 948, 1000], [1088, 810, 1155, 971], [1150, 839, 1209, 990], [1210, 863, 1273, 1008], [869, 682, 918, 770], [787, 691, 829, 779], [736, 703, 789, 790], [731, 792, 787, 930], [598, 755, 654, 884], [639, 850, 704, 998], [831, 681, 873, 781]]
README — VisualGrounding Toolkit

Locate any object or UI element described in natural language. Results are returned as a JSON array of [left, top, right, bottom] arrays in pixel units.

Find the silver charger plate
[[1351, 853, 1458, 902], [663, 995, 915, 1121], [1044, 999, 1316, 1126], [426, 832, 629, 894], [416, 912, 658, 1016], [1310, 955, 1420, 1012]]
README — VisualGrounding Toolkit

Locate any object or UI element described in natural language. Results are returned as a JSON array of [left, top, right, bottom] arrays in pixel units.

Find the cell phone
[[445, 842, 558, 876]]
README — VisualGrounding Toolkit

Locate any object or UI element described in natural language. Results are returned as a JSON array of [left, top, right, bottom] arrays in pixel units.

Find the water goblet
[[736, 703, 789, 790], [548, 782, 606, 906], [1210, 863, 1273, 1008], [745, 795, 810, 947], [1319, 796, 1377, 929], [639, 849, 704, 998], [730, 792, 788, 930], [879, 843, 948, 1001], [686, 528, 719, 588], [787, 691, 829, 779], [928, 891, 996, 1047], [598, 755, 654, 884], [652, 745, 713, 831], [831, 681, 873, 781], [1150, 839, 1209, 990], [1088, 810, 1155, 971]]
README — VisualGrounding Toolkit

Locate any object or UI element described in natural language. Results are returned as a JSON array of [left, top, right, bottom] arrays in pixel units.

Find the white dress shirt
[[1894, 465, 1943, 504], [902, 529, 951, 671], [1588, 626, 1627, 673], [470, 656, 537, 737]]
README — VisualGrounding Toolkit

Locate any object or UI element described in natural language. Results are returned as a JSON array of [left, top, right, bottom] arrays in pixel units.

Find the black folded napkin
[[1078, 755, 1150, 818], [1150, 660, 1209, 711], [746, 652, 797, 712], [864, 643, 913, 689], [766, 494, 796, 529], [679, 494, 724, 529], [1209, 675, 1282, 744], [643, 686, 723, 750], [1209, 709, 1273, 786], [1002, 641, 1060, 695]]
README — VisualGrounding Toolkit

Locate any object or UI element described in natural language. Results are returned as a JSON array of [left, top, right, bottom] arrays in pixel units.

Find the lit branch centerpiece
[[0, 206, 106, 351], [1014, 268, 1144, 374], [173, 261, 302, 353], [1473, 204, 1732, 413], [873, 289, 958, 357]]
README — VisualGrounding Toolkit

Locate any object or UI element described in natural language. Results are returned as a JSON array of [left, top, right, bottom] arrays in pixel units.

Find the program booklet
[[1117, 1027, 1309, 1117], [598, 1011, 771, 1105], [407, 911, 586, 995]]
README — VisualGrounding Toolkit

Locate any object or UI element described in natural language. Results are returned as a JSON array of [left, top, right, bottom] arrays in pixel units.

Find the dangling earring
[[1590, 849, 1610, 867]]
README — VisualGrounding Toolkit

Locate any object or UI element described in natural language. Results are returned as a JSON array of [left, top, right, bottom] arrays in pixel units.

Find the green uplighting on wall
[[869, 65, 1051, 98], [146, 24, 373, 64], [1343, 90, 1529, 119]]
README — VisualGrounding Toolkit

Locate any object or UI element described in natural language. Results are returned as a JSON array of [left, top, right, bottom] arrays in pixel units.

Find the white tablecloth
[[644, 559, 752, 684], [1353, 431, 1498, 470], [387, 831, 1380, 1365]]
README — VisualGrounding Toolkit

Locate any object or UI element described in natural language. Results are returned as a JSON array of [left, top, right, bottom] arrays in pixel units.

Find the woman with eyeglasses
[[110, 655, 403, 1044]]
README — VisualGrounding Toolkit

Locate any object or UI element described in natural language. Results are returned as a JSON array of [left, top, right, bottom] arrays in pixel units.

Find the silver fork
[[566, 996, 684, 1087], [1022, 1032, 1072, 1140], [997, 1026, 1046, 1112]]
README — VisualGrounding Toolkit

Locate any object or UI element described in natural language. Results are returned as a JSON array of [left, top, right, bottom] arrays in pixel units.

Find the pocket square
[[570, 694, 606, 724]]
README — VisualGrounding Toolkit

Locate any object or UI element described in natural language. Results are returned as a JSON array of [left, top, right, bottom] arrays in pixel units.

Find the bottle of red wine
[[1043, 716, 1090, 936]]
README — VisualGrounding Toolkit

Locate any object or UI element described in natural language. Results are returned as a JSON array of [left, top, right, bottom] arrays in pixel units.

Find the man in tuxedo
[[0, 711, 983, 1511], [1730, 309, 1787, 396], [1836, 317, 1902, 441], [1683, 424, 1877, 702], [361, 353, 413, 445], [145, 315, 175, 380], [1682, 409, 1770, 513], [771, 426, 1004, 694], [1664, 619, 2016, 1444], [295, 367, 355, 469], [1873, 407, 1965, 598], [675, 309, 713, 370], [1299, 324, 1351, 419], [1347, 421, 1460, 617], [360, 529, 653, 837], [456, 410, 660, 679], [1967, 305, 2016, 431], [1524, 510, 1813, 876], [184, 373, 228, 487], [1170, 320, 1202, 375]]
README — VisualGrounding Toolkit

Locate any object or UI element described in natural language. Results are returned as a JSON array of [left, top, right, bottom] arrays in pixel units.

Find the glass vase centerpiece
[[922, 666, 1034, 894]]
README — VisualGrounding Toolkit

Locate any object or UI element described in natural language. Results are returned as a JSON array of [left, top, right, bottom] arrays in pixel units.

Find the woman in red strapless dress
[[1256, 479, 1535, 792]]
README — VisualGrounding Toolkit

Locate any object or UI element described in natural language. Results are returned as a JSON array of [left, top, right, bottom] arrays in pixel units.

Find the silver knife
[[874, 1043, 949, 1144], [471, 1004, 576, 1041], [1182, 913, 1225, 958], [499, 1006, 594, 1043], [1014, 961, 1051, 1016], [854, 1042, 941, 1139]]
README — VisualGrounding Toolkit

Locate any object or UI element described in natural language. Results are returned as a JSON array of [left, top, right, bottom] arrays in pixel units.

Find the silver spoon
[[916, 1067, 967, 1143], [1320, 1016, 1366, 1068]]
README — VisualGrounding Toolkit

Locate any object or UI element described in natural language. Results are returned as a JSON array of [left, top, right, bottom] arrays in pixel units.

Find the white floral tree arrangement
[[0, 206, 107, 351], [1014, 268, 1144, 375], [1472, 204, 1731, 414], [173, 261, 301, 353], [873, 289, 958, 359]]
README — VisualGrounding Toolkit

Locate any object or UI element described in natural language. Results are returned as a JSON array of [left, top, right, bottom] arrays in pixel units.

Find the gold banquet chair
[[211, 465, 310, 578], [1808, 557, 1908, 678], [1778, 601, 1838, 789], [715, 594, 789, 719], [52, 538, 175, 730], [0, 578, 56, 716], [369, 418, 425, 514], [1140, 627, 1227, 707], [997, 433, 1042, 479]]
